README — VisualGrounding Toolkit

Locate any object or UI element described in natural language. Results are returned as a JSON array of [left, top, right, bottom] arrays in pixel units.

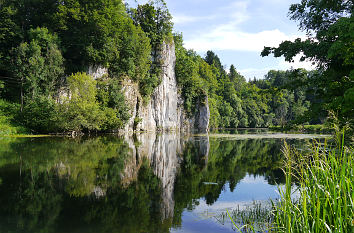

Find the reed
[[224, 201, 273, 232], [273, 136, 353, 232], [227, 134, 353, 232]]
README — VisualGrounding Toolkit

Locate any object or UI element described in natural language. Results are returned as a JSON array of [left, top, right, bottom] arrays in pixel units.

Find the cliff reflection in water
[[0, 134, 290, 233]]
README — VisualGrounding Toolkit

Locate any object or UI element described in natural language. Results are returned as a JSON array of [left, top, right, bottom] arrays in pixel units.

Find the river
[[0, 130, 329, 233]]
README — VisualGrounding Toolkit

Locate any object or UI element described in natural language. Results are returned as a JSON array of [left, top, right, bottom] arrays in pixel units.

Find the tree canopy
[[262, 0, 354, 125], [0, 0, 347, 134]]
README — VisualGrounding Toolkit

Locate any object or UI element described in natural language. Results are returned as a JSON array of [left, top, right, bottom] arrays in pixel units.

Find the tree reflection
[[0, 135, 303, 233]]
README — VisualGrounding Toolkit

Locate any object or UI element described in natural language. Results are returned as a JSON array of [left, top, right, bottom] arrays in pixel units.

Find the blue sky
[[127, 0, 314, 80]]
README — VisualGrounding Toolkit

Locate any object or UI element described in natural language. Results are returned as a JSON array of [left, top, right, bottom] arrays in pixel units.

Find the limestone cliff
[[121, 41, 210, 133], [89, 41, 210, 133]]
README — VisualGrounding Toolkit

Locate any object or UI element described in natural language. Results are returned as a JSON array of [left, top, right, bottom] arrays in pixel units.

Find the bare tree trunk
[[20, 78, 23, 112]]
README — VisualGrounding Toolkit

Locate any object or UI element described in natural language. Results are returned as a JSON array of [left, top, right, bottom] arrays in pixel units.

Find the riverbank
[[269, 124, 333, 134], [274, 139, 353, 232], [228, 136, 353, 232]]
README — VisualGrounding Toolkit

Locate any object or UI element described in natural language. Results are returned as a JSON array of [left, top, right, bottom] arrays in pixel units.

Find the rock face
[[87, 65, 108, 79], [194, 95, 210, 133], [86, 41, 210, 133], [122, 41, 210, 133]]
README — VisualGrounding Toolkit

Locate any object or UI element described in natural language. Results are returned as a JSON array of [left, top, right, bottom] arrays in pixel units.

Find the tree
[[58, 73, 104, 132], [204, 50, 223, 72], [261, 0, 354, 124], [96, 78, 130, 131], [11, 27, 64, 110], [129, 0, 173, 97], [130, 0, 173, 52], [54, 0, 127, 71], [0, 0, 23, 74], [174, 34, 207, 115], [108, 17, 152, 83]]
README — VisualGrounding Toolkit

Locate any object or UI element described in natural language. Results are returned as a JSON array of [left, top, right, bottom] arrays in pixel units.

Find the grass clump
[[273, 136, 353, 232], [221, 202, 273, 232]]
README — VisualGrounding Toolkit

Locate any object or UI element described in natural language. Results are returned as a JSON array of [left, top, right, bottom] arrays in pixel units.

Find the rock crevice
[[88, 41, 210, 133], [122, 41, 210, 133]]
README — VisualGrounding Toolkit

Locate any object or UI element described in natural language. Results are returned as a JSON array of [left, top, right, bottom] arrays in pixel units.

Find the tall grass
[[226, 134, 353, 232], [222, 201, 273, 232], [273, 136, 353, 232]]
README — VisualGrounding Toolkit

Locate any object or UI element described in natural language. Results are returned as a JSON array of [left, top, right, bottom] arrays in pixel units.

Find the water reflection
[[0, 134, 307, 233]]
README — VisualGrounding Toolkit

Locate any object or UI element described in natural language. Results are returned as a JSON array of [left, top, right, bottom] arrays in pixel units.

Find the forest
[[0, 0, 352, 134]]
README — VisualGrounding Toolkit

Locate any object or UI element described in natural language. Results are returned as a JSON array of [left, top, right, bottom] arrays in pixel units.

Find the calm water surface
[[0, 131, 327, 233]]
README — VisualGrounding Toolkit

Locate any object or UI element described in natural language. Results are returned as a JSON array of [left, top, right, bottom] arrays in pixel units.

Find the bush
[[0, 99, 27, 135], [58, 73, 104, 132], [21, 96, 60, 133]]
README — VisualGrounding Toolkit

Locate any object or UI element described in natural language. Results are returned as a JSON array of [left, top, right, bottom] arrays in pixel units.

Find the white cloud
[[239, 55, 316, 80], [173, 0, 249, 26], [278, 54, 316, 70], [172, 14, 214, 24], [181, 0, 306, 54], [221, 0, 250, 25], [185, 28, 303, 53]]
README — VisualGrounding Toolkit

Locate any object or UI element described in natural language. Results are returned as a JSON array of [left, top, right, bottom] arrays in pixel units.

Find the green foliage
[[133, 117, 142, 130], [55, 73, 129, 133], [139, 72, 160, 99], [108, 18, 152, 82], [225, 202, 273, 232], [0, 1, 22, 72], [129, 0, 174, 98], [274, 140, 353, 232], [252, 69, 316, 126], [0, 81, 4, 96], [130, 0, 173, 52], [174, 33, 207, 115], [11, 27, 64, 101], [21, 96, 60, 133], [208, 97, 221, 129], [0, 0, 154, 97], [175, 33, 301, 129], [0, 99, 27, 135], [58, 73, 103, 132], [0, 0, 339, 133], [262, 0, 354, 127], [54, 0, 127, 70], [96, 78, 130, 128]]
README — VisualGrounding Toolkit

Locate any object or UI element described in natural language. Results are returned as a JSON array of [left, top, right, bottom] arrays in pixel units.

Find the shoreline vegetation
[[269, 124, 333, 134], [273, 136, 353, 232], [0, 126, 331, 138], [226, 130, 353, 232], [0, 0, 352, 136]]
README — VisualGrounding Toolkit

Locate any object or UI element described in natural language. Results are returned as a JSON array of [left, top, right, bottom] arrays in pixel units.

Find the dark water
[[0, 133, 324, 233]]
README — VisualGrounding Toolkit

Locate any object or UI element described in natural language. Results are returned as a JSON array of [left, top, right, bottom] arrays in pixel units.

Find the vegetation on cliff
[[0, 0, 171, 134], [0, 0, 352, 134]]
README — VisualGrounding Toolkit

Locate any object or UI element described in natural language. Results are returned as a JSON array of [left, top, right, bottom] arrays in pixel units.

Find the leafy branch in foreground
[[261, 0, 354, 127]]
